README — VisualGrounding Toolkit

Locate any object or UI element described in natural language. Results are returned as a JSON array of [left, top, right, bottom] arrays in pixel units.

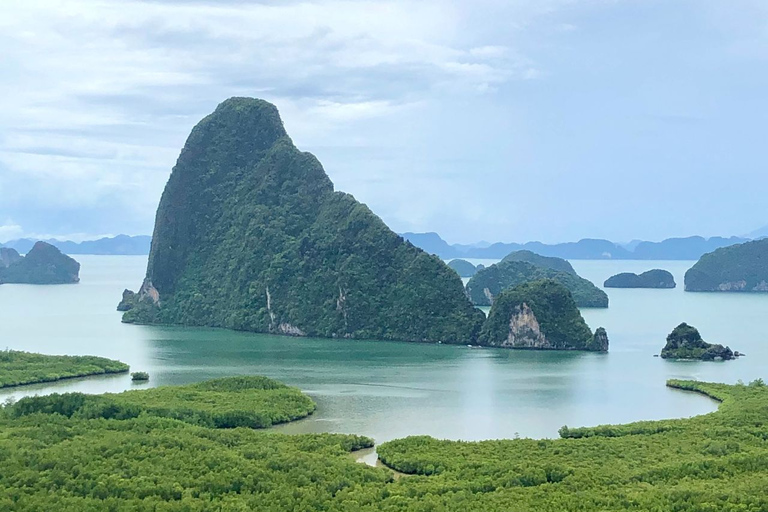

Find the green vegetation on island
[[466, 260, 608, 308], [501, 249, 576, 274], [12, 376, 315, 429], [0, 350, 129, 389], [685, 238, 768, 292], [0, 241, 80, 285], [478, 279, 608, 351], [447, 259, 483, 277], [1, 378, 767, 510], [660, 322, 737, 361], [604, 269, 676, 288], [121, 97, 483, 344], [130, 371, 149, 381]]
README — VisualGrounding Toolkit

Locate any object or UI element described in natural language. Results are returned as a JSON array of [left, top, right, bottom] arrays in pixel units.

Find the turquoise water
[[1, 256, 765, 447]]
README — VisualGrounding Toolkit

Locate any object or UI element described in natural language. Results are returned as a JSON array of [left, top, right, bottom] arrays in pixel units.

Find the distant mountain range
[[400, 232, 754, 260], [0, 231, 759, 260], [0, 235, 151, 255]]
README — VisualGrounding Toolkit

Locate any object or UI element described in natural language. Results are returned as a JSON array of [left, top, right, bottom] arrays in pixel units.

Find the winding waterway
[[2, 256, 766, 451]]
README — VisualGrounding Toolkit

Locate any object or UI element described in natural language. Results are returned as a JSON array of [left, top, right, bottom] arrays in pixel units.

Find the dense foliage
[[685, 238, 768, 292], [0, 350, 128, 388], [661, 322, 735, 360], [123, 97, 483, 344], [376, 379, 768, 511], [501, 250, 576, 274], [11, 376, 315, 429], [604, 269, 676, 288], [131, 371, 149, 381], [478, 279, 607, 351], [0, 242, 80, 284], [447, 259, 481, 277], [466, 260, 608, 307], [2, 378, 765, 510]]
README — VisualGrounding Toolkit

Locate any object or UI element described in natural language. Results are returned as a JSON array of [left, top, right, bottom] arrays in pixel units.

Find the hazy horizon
[[2, 1, 767, 244]]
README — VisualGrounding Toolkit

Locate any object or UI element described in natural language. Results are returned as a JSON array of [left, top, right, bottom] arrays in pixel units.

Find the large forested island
[[120, 97, 483, 343], [660, 323, 736, 361], [0, 351, 128, 388], [0, 241, 80, 285], [1, 375, 766, 509], [447, 258, 482, 277], [604, 269, 676, 288], [466, 258, 608, 308], [685, 238, 768, 292], [479, 279, 608, 351]]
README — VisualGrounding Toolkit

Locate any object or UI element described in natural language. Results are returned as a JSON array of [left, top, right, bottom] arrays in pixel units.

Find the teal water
[[1, 256, 765, 447]]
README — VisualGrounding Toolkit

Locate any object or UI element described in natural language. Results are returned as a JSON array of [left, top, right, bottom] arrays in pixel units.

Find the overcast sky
[[1, 0, 767, 244]]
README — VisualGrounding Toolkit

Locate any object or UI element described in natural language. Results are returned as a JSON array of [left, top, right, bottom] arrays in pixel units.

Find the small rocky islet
[[660, 322, 740, 361]]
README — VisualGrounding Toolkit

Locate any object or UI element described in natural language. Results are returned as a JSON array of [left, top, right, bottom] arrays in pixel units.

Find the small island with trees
[[0, 241, 80, 285], [660, 323, 738, 361], [604, 269, 676, 288], [479, 279, 609, 351]]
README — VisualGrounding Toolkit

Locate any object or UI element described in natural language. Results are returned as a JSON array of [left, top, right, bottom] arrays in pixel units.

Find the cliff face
[[685, 239, 768, 292], [478, 279, 608, 351], [122, 97, 484, 343], [604, 269, 676, 289], [0, 242, 80, 284], [466, 260, 608, 308]]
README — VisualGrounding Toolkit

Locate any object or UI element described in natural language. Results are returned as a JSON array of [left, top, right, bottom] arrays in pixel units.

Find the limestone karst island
[[2, 3, 768, 510]]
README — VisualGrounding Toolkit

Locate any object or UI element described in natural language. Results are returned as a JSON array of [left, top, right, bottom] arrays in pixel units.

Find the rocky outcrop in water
[[0, 242, 80, 284], [604, 269, 676, 289], [478, 279, 608, 351], [660, 323, 736, 361], [121, 97, 484, 343]]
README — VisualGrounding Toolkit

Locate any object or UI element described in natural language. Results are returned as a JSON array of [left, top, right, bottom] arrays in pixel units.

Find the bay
[[1, 256, 764, 449]]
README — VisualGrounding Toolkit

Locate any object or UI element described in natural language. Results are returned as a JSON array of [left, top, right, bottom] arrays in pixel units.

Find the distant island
[[0, 247, 22, 268], [685, 238, 768, 292], [0, 234, 151, 256], [0, 241, 80, 284], [401, 232, 753, 261], [447, 259, 483, 277], [120, 97, 484, 344], [479, 279, 608, 351], [660, 323, 737, 361], [604, 269, 676, 289], [466, 256, 608, 308], [0, 350, 129, 388], [501, 249, 576, 274]]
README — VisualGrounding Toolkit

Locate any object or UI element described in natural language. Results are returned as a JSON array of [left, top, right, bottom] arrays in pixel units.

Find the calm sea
[[1, 256, 765, 447]]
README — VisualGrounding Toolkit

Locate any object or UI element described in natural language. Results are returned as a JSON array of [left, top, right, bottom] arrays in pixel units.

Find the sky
[[1, 0, 767, 244]]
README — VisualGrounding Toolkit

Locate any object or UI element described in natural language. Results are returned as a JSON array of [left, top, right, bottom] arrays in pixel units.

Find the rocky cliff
[[121, 97, 484, 343], [478, 279, 608, 351]]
